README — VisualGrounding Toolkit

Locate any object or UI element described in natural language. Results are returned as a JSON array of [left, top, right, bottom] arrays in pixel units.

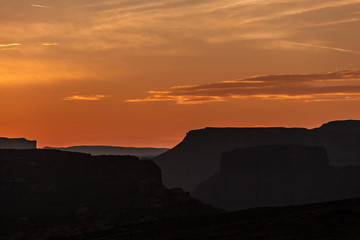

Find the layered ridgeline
[[154, 120, 360, 191], [44, 146, 169, 159], [0, 149, 217, 239], [0, 137, 36, 149], [192, 145, 360, 210]]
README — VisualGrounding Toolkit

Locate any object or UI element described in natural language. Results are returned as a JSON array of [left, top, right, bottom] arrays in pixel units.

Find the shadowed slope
[[155, 120, 360, 191], [0, 149, 217, 239], [192, 145, 360, 210], [43, 198, 360, 240]]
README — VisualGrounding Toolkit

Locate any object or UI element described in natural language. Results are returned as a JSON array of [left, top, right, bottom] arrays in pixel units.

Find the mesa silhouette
[[44, 146, 169, 159], [155, 120, 360, 191], [0, 137, 36, 149], [192, 145, 360, 210]]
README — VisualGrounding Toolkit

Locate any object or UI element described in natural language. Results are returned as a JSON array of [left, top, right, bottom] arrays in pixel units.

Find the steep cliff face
[[0, 149, 217, 239], [0, 137, 36, 149], [192, 145, 360, 210], [154, 120, 360, 191], [312, 120, 360, 166]]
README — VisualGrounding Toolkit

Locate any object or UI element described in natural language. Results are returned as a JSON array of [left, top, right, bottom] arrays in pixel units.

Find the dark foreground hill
[[0, 149, 217, 240], [39, 198, 360, 240], [0, 137, 36, 149], [44, 146, 169, 159], [155, 120, 360, 191], [192, 145, 360, 210]]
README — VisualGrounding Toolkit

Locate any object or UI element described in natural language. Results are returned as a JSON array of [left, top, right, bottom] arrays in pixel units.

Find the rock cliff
[[192, 145, 360, 210], [154, 120, 360, 191]]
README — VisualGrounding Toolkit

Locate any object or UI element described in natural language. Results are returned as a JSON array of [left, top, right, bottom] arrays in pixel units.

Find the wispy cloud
[[279, 41, 360, 54], [308, 17, 360, 27], [30, 4, 52, 9], [41, 43, 59, 46], [0, 43, 21, 47], [126, 70, 360, 104], [64, 94, 108, 101]]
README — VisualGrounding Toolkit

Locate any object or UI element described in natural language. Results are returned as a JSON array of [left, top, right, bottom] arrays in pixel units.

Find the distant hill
[[44, 146, 169, 159], [154, 120, 360, 191], [192, 145, 360, 210], [0, 137, 36, 149], [0, 149, 218, 239]]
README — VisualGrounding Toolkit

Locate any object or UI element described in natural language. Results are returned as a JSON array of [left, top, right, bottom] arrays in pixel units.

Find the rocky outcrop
[[154, 120, 360, 191], [0, 137, 36, 149], [0, 149, 217, 239], [43, 146, 169, 159], [192, 145, 360, 210]]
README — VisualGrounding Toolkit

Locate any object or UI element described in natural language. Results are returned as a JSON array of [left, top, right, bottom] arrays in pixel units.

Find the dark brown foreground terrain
[[47, 198, 360, 240], [0, 149, 217, 240], [2, 148, 360, 240]]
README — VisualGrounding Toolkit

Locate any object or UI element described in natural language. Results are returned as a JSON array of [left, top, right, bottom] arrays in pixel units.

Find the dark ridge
[[0, 137, 36, 149], [44, 146, 169, 159], [155, 120, 360, 191], [0, 149, 218, 239], [318, 120, 360, 130]]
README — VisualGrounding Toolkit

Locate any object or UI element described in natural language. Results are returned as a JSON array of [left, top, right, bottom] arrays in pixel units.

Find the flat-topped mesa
[[318, 119, 360, 130], [220, 145, 329, 174], [192, 145, 360, 210], [155, 127, 314, 191], [155, 120, 360, 191], [0, 137, 36, 149]]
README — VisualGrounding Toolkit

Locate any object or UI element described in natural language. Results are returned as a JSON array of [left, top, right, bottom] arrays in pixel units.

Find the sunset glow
[[1, 0, 360, 148]]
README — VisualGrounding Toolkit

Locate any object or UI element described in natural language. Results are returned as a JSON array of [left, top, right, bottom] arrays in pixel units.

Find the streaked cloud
[[272, 41, 360, 54], [41, 43, 58, 46], [30, 4, 51, 9], [126, 70, 360, 104], [0, 43, 21, 47], [64, 94, 108, 101]]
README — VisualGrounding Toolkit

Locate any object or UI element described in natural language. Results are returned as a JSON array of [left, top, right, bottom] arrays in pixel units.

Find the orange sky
[[1, 0, 360, 148]]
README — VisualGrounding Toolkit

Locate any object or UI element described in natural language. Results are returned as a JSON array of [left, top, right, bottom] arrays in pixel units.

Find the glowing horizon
[[1, 0, 360, 148]]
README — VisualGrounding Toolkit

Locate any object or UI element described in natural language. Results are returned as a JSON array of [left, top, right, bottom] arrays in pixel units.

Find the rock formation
[[43, 146, 169, 159], [192, 145, 360, 210], [0, 149, 217, 239], [154, 120, 360, 191], [0, 137, 36, 149]]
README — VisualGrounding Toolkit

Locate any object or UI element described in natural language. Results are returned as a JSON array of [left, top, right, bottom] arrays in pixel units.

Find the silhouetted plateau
[[0, 149, 217, 239], [155, 120, 360, 191], [192, 145, 360, 210], [43, 146, 169, 159], [0, 137, 36, 149]]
